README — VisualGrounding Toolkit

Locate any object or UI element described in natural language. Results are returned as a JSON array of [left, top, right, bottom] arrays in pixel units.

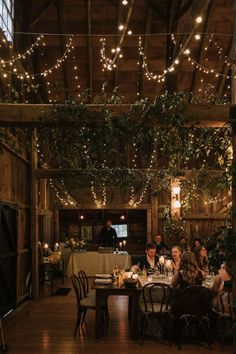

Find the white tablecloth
[[66, 251, 131, 277]]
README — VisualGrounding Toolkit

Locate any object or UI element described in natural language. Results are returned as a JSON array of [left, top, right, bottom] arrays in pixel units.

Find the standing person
[[139, 243, 157, 270], [153, 234, 168, 255], [99, 220, 118, 247], [171, 246, 182, 272]]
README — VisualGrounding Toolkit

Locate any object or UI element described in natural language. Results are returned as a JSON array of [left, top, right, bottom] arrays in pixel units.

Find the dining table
[[92, 280, 142, 340]]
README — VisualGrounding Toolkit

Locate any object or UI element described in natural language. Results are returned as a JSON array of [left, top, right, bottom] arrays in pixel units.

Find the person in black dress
[[99, 220, 118, 247], [152, 234, 168, 255]]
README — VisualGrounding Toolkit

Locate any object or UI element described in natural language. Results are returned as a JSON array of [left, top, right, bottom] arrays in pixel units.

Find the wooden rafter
[[30, 0, 57, 28], [56, 0, 69, 101], [175, 0, 193, 23], [216, 37, 233, 100], [113, 1, 123, 89], [189, 1, 214, 99], [148, 0, 166, 21], [87, 0, 93, 102], [166, 0, 177, 92], [137, 6, 152, 98], [0, 103, 230, 127]]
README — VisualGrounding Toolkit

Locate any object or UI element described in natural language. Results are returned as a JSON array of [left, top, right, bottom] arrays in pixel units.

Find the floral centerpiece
[[64, 237, 86, 252]]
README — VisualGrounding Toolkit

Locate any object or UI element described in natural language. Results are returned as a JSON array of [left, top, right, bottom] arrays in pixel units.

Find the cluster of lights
[[128, 135, 158, 206], [100, 0, 134, 71], [35, 137, 77, 207], [0, 35, 44, 66], [204, 191, 232, 205], [1, 37, 74, 80]]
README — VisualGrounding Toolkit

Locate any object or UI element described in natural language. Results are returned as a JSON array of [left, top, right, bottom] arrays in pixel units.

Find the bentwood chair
[[212, 289, 233, 351], [139, 282, 173, 346], [172, 285, 212, 350], [78, 270, 109, 324]]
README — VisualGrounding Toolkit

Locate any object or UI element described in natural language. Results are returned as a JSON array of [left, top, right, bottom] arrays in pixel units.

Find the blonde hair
[[179, 251, 198, 285]]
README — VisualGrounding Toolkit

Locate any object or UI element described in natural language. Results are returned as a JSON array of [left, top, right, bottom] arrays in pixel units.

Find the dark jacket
[[99, 227, 118, 247]]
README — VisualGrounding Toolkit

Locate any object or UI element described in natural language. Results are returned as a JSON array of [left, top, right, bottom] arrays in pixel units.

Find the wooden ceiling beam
[[175, 0, 193, 23], [30, 0, 57, 28], [87, 0, 93, 102], [113, 0, 123, 90], [0, 103, 230, 127], [148, 0, 167, 21], [216, 37, 233, 100], [189, 1, 214, 99], [137, 6, 152, 98], [56, 0, 69, 101]]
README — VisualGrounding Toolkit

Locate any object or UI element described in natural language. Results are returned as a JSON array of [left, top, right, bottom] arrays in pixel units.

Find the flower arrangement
[[64, 237, 85, 251]]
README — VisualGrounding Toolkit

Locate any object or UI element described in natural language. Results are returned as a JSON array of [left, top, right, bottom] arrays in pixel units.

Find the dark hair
[[191, 237, 202, 251], [146, 242, 156, 251], [194, 245, 208, 270], [179, 251, 198, 284]]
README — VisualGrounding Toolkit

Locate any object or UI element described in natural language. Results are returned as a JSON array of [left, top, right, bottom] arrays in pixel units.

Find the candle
[[119, 241, 122, 248], [166, 259, 172, 270], [159, 256, 165, 265], [123, 240, 126, 246]]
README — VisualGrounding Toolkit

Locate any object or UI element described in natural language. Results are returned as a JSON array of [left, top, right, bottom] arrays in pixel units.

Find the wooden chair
[[172, 285, 212, 350], [139, 282, 173, 346], [212, 290, 233, 351]]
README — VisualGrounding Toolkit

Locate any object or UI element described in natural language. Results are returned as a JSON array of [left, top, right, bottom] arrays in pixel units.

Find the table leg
[[128, 296, 133, 321], [95, 290, 103, 339], [130, 294, 139, 340]]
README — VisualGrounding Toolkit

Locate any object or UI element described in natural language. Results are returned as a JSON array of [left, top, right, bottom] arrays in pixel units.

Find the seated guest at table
[[191, 237, 202, 252], [171, 246, 182, 272], [211, 261, 232, 315], [194, 245, 208, 277], [153, 234, 168, 255], [179, 236, 190, 252], [100, 220, 118, 247], [171, 251, 203, 289], [139, 243, 157, 270]]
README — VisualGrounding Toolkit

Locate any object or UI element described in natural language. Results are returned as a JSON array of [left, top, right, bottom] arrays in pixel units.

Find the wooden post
[[30, 129, 39, 300], [231, 1, 236, 347], [151, 194, 158, 237], [54, 209, 60, 242], [146, 208, 152, 243]]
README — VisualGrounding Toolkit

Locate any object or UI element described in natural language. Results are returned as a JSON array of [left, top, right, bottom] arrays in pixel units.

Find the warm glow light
[[173, 200, 181, 208], [195, 34, 201, 40], [128, 30, 132, 35], [172, 186, 180, 194], [119, 24, 124, 31], [184, 49, 190, 55], [196, 16, 203, 23], [122, 0, 128, 4]]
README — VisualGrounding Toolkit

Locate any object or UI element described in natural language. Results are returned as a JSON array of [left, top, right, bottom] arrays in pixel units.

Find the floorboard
[[2, 279, 233, 354]]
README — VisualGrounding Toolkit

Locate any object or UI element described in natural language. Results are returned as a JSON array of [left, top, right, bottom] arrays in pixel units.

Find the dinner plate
[[95, 273, 112, 278]]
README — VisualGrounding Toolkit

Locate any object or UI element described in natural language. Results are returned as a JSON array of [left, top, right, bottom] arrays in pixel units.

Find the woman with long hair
[[171, 251, 203, 288], [194, 245, 208, 276], [171, 245, 182, 272]]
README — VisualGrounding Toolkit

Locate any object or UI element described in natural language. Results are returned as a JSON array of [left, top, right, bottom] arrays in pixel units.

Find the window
[[113, 224, 128, 238], [0, 0, 14, 42]]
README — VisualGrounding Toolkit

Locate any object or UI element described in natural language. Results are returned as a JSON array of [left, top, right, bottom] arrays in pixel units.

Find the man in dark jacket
[[139, 243, 157, 270], [99, 220, 118, 247]]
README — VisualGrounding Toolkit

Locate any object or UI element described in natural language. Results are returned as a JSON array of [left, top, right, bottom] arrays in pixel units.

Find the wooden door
[[0, 204, 17, 317]]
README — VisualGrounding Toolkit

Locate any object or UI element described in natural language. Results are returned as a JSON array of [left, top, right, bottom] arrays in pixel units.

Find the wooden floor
[[3, 279, 233, 354]]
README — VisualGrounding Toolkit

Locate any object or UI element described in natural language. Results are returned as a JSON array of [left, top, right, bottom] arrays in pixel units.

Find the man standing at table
[[100, 220, 118, 247]]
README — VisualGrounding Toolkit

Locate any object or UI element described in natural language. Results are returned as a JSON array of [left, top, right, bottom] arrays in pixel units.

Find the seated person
[[139, 243, 157, 271], [152, 234, 169, 255], [194, 244, 208, 278], [191, 237, 202, 252], [179, 236, 190, 252], [171, 245, 182, 272], [171, 251, 203, 289], [211, 261, 232, 315], [99, 220, 118, 247]]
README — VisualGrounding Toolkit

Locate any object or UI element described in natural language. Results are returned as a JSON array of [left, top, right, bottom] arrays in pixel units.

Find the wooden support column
[[40, 179, 47, 209], [30, 129, 39, 300], [54, 209, 60, 242], [146, 208, 152, 243], [151, 194, 158, 237], [230, 0, 236, 343]]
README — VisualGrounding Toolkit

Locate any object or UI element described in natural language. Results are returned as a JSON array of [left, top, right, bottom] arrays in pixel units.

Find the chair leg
[[74, 308, 83, 336], [81, 309, 87, 326], [178, 320, 187, 350], [140, 316, 145, 346], [201, 318, 212, 350]]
